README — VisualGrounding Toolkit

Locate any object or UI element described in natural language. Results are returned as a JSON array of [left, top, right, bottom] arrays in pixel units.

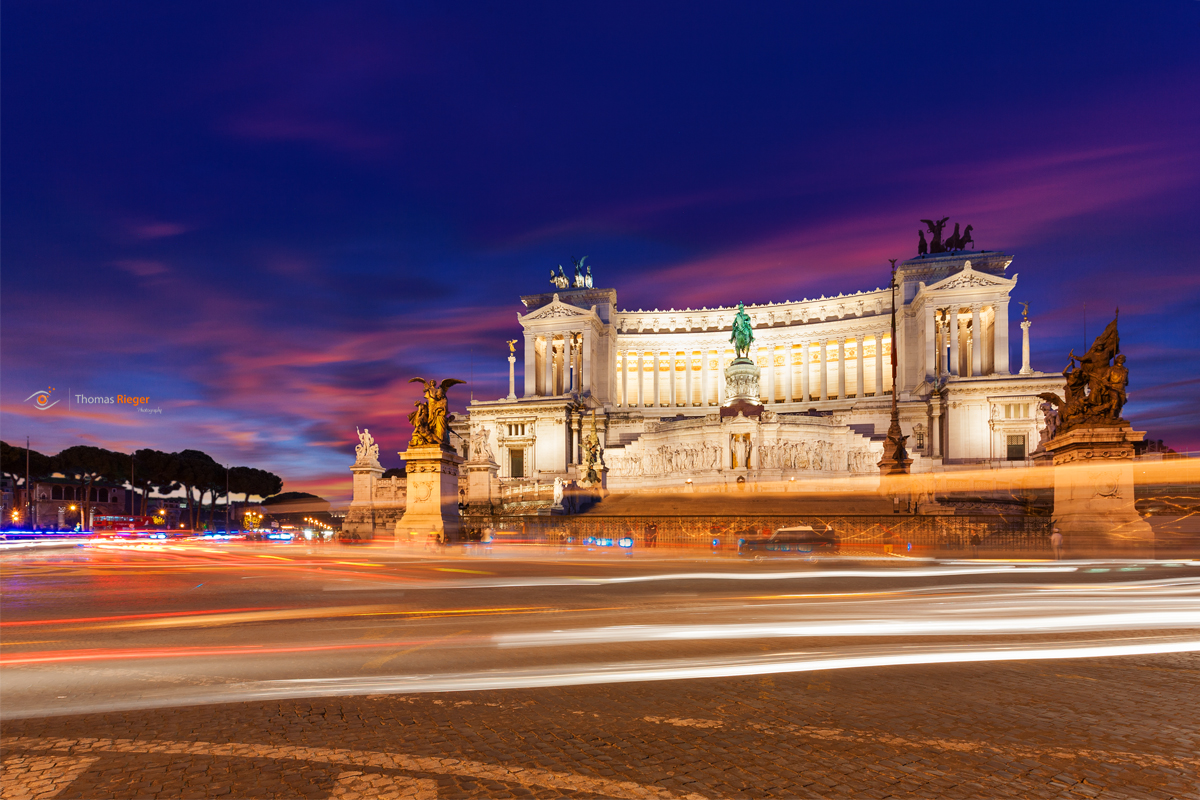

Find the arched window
[[51, 485, 63, 500]]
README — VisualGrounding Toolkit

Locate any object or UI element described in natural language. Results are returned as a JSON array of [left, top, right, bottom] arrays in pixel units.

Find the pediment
[[521, 293, 594, 322], [924, 260, 1013, 292]]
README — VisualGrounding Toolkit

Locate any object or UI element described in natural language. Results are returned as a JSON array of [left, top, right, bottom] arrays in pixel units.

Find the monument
[[721, 302, 763, 418], [878, 260, 913, 477], [344, 428, 384, 538], [1038, 311, 1151, 555], [462, 423, 499, 514], [396, 377, 466, 544]]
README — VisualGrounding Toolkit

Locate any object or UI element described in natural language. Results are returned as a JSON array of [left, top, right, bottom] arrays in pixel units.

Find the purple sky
[[4, 3, 1199, 500]]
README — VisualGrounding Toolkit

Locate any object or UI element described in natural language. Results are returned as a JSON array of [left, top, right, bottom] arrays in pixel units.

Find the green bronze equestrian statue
[[730, 302, 754, 360]]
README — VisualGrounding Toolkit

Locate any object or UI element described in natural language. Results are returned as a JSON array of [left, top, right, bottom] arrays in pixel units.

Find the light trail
[[6, 637, 1197, 719], [0, 607, 280, 628], [496, 611, 1200, 648], [0, 636, 483, 666]]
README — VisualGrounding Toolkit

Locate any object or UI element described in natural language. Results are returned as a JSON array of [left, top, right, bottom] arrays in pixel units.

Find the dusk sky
[[4, 2, 1199, 501]]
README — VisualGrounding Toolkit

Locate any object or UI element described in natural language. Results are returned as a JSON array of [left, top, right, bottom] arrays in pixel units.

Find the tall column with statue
[[1019, 302, 1033, 375], [395, 377, 466, 545]]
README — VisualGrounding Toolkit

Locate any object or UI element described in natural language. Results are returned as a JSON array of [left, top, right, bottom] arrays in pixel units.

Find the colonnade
[[927, 301, 1009, 380], [615, 334, 892, 408], [523, 330, 593, 397]]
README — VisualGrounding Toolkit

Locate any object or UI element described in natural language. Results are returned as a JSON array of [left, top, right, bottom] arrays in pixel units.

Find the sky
[[3, 2, 1199, 501]]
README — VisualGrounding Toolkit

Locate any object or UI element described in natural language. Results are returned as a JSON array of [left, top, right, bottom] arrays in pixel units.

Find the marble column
[[581, 330, 592, 395], [931, 395, 943, 457], [949, 309, 961, 377], [875, 332, 885, 395], [523, 334, 535, 397], [637, 352, 646, 407], [664, 353, 673, 407], [543, 335, 554, 396], [507, 354, 516, 400], [924, 302, 936, 383], [856, 336, 865, 398], [624, 352, 633, 410], [784, 343, 794, 403], [569, 411, 580, 465], [971, 304, 983, 377], [685, 351, 693, 406], [819, 340, 828, 401], [800, 341, 810, 402], [837, 338, 846, 399], [701, 348, 710, 406], [652, 353, 661, 407], [764, 344, 775, 403], [567, 334, 578, 393], [1020, 319, 1033, 375], [718, 351, 727, 405], [994, 301, 1010, 374]]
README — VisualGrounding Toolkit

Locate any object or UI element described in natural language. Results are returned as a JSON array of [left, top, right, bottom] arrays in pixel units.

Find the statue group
[[407, 377, 465, 448], [354, 427, 380, 465], [579, 412, 604, 486], [918, 217, 975, 255], [1038, 312, 1129, 437], [730, 302, 755, 360], [550, 256, 594, 290]]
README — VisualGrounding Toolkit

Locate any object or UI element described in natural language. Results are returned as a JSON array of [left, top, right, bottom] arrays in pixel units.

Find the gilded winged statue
[[407, 377, 466, 447]]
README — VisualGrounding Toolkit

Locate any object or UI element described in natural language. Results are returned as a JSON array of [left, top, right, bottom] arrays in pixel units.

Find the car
[[738, 525, 839, 559]]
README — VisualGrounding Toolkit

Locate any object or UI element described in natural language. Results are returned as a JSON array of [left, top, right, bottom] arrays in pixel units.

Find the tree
[[53, 446, 125, 531], [228, 466, 283, 530], [132, 449, 180, 518], [1, 442, 53, 528], [169, 450, 222, 530]]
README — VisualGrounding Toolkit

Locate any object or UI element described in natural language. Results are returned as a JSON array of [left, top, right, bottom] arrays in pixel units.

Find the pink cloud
[[114, 259, 170, 278]]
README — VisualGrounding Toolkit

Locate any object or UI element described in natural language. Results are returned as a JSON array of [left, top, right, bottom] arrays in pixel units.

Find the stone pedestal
[[722, 358, 763, 418], [1044, 423, 1152, 556], [343, 460, 383, 538], [463, 457, 499, 508], [395, 445, 464, 544]]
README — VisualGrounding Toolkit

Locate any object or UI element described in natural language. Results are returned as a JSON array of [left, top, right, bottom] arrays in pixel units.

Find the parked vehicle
[[738, 525, 839, 559]]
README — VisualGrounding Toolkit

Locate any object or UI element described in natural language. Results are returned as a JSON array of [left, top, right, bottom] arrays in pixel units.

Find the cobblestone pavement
[[3, 652, 1198, 799]]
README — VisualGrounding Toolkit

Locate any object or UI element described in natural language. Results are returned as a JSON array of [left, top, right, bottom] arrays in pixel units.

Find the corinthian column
[[836, 338, 846, 399], [800, 341, 810, 402], [701, 348, 710, 406], [856, 337, 865, 398], [523, 334, 535, 397], [971, 304, 983, 377], [764, 344, 775, 403], [819, 340, 828, 401], [949, 309, 960, 377], [875, 332, 885, 395], [1020, 319, 1033, 375], [784, 343, 794, 403], [994, 301, 1010, 374], [685, 351, 693, 406]]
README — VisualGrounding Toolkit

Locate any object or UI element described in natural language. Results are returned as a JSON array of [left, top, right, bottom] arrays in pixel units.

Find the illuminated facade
[[466, 250, 1064, 491]]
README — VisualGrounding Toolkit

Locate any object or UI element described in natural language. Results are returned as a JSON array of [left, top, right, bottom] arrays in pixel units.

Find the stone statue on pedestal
[[355, 427, 381, 465]]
